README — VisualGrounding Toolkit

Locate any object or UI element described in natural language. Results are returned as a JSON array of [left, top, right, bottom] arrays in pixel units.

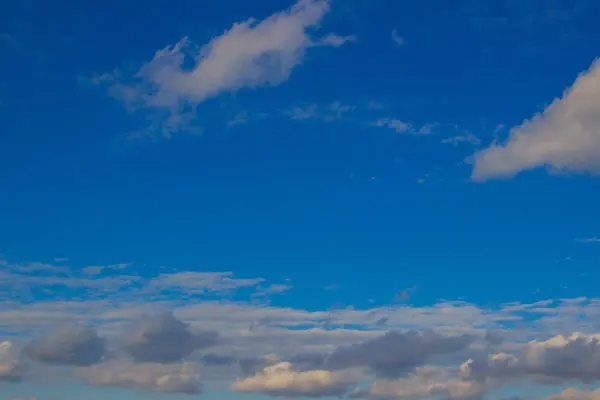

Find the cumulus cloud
[[0, 341, 23, 382], [353, 366, 484, 400], [23, 325, 105, 366], [326, 330, 474, 378], [122, 312, 218, 363], [472, 58, 600, 180], [78, 361, 201, 394], [97, 0, 353, 138], [230, 361, 355, 397], [463, 332, 600, 383]]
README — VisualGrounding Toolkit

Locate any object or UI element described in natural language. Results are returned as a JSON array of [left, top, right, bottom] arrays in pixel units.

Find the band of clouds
[[3, 258, 600, 397]]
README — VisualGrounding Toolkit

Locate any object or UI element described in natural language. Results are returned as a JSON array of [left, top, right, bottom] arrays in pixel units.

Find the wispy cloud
[[391, 29, 405, 47], [93, 0, 354, 140], [575, 237, 600, 243]]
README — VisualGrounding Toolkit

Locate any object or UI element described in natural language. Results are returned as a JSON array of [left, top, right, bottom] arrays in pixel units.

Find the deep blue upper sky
[[2, 0, 600, 399]]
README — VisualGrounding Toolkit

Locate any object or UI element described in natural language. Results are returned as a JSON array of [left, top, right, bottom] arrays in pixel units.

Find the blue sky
[[2, 0, 600, 399]]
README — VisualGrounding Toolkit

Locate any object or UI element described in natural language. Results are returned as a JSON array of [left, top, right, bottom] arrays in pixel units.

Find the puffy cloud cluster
[[325, 330, 474, 377], [12, 311, 219, 394], [463, 332, 600, 383]]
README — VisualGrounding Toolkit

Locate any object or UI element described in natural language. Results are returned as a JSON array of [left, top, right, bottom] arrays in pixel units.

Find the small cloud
[[372, 119, 437, 135], [317, 33, 357, 47], [227, 111, 249, 127], [366, 99, 384, 109], [575, 237, 600, 243], [391, 29, 405, 47], [285, 104, 319, 120], [417, 123, 438, 135], [441, 132, 481, 147], [372, 118, 411, 133]]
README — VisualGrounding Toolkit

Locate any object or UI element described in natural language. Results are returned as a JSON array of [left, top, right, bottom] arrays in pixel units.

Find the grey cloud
[[484, 331, 503, 346], [23, 325, 105, 366], [0, 363, 22, 382], [201, 353, 235, 366], [122, 312, 219, 363], [326, 330, 474, 378], [78, 361, 201, 394], [239, 354, 280, 375], [464, 333, 600, 384]]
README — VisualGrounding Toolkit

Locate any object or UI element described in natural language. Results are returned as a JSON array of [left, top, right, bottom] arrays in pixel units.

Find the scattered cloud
[[471, 58, 600, 180], [95, 0, 353, 139]]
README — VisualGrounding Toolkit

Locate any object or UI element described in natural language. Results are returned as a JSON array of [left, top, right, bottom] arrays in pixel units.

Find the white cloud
[[471, 58, 600, 180], [230, 361, 355, 397], [97, 0, 353, 138]]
